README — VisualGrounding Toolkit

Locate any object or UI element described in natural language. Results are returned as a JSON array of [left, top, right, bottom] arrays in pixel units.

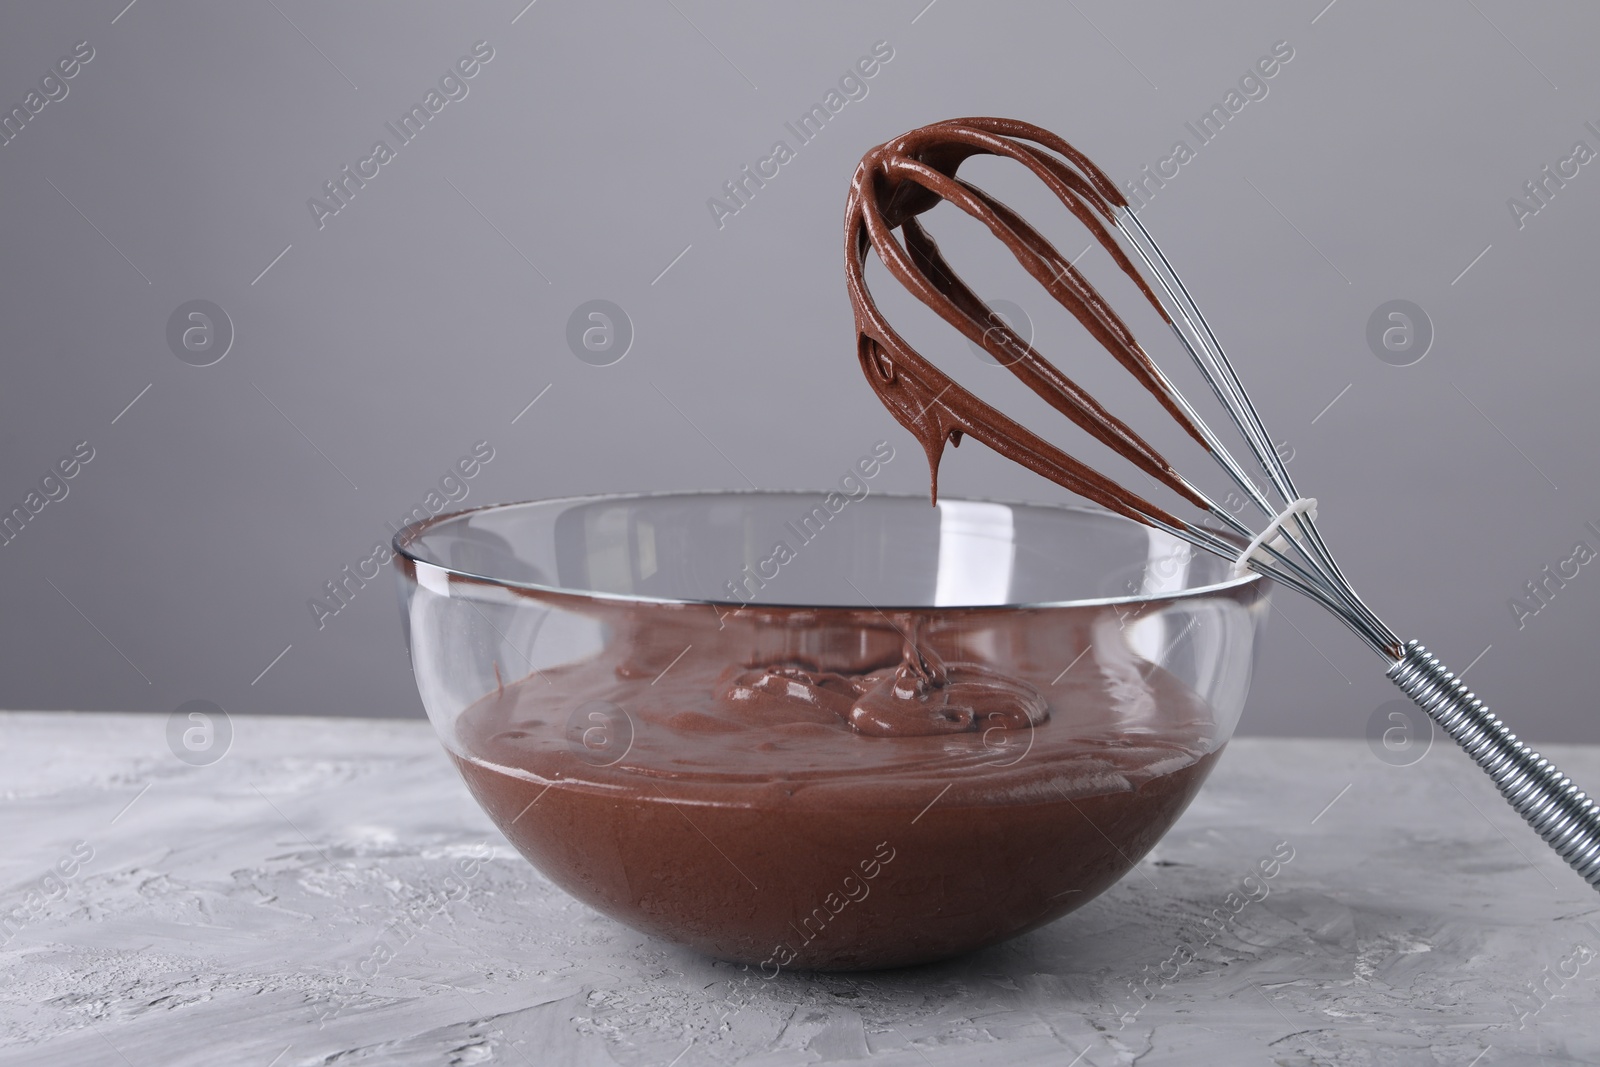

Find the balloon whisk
[[844, 116, 1600, 890]]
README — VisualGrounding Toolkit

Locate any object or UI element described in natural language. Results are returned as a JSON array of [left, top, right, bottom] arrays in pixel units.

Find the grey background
[[2, 0, 1597, 743]]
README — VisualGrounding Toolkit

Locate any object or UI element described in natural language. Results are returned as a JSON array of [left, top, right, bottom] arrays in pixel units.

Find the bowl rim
[[391, 488, 1264, 612]]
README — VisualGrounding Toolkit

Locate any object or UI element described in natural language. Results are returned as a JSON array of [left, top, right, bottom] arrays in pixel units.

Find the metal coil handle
[[1388, 640, 1600, 889]]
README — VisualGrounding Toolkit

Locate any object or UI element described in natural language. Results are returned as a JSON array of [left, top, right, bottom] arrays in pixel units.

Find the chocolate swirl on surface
[[716, 618, 1047, 738], [844, 116, 1216, 528], [609, 599, 1051, 739]]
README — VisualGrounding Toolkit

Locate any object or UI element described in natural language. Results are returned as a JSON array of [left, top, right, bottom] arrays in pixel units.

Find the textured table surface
[[1, 712, 1596, 1067]]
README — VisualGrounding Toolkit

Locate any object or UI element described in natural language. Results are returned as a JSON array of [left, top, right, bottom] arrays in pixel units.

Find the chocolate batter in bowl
[[394, 490, 1267, 970]]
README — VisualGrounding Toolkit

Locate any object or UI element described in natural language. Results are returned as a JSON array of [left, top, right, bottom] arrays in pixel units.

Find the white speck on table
[[0, 712, 1596, 1065]]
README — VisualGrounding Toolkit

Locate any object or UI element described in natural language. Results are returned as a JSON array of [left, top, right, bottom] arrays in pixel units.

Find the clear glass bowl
[[394, 491, 1268, 971]]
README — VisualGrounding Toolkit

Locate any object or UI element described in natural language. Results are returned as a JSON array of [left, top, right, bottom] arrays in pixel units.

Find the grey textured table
[[1, 712, 1596, 1066]]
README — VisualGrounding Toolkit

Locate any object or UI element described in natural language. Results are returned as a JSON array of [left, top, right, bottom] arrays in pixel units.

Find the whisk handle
[[1387, 640, 1600, 891]]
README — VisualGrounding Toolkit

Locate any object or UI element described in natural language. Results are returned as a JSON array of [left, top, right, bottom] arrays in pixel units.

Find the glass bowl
[[393, 490, 1268, 972]]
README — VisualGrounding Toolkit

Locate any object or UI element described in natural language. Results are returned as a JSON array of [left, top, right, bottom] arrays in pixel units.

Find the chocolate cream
[[449, 593, 1223, 971]]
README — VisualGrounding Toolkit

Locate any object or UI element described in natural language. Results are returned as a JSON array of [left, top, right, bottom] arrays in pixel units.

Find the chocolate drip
[[844, 117, 1215, 528]]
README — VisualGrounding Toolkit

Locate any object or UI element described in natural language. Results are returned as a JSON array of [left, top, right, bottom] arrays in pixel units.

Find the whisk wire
[[1105, 217, 1391, 650], [1117, 211, 1400, 653]]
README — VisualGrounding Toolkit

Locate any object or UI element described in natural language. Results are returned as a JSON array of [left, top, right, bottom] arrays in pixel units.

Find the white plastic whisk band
[[1232, 497, 1318, 577]]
